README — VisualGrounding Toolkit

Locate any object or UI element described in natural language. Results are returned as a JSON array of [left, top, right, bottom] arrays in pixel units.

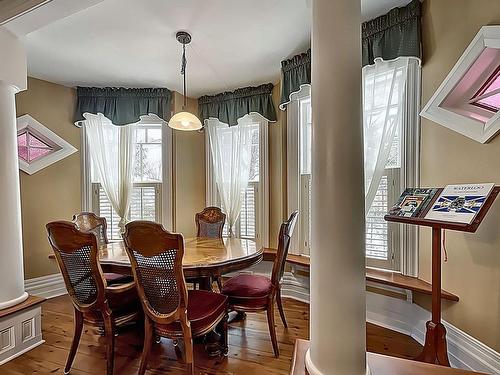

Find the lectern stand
[[384, 186, 500, 366]]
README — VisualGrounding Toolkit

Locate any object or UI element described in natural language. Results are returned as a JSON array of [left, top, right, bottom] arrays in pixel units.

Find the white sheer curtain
[[84, 113, 137, 231], [363, 58, 409, 213], [206, 117, 253, 236]]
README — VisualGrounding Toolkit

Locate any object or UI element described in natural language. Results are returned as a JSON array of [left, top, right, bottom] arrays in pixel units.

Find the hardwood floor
[[1, 295, 422, 374]]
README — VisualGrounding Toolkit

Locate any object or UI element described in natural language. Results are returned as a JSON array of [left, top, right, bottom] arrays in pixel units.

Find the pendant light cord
[[181, 43, 187, 109]]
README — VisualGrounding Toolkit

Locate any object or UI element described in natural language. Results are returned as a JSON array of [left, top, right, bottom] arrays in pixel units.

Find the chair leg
[[103, 314, 115, 375], [138, 317, 153, 375], [64, 309, 83, 375], [181, 322, 195, 375], [217, 313, 229, 357], [266, 303, 279, 358], [216, 277, 223, 292], [276, 287, 288, 329]]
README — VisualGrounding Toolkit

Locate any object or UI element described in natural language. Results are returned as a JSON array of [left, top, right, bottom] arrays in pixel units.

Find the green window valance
[[279, 49, 311, 110], [362, 0, 422, 67], [198, 83, 277, 126], [74, 87, 172, 126]]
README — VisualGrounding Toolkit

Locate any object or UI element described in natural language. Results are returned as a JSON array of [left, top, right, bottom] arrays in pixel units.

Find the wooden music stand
[[384, 186, 500, 366]]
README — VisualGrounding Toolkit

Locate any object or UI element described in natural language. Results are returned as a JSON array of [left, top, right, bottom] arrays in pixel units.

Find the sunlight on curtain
[[84, 113, 137, 231], [206, 117, 253, 236], [363, 58, 409, 213]]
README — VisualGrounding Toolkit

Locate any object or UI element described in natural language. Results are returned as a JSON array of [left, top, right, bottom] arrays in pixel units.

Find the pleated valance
[[362, 0, 422, 67], [74, 87, 172, 126], [279, 49, 311, 110], [198, 83, 277, 126]]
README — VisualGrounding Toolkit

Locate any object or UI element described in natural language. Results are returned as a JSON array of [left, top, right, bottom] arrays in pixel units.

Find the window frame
[[363, 57, 421, 275], [81, 116, 173, 232], [286, 85, 312, 256]]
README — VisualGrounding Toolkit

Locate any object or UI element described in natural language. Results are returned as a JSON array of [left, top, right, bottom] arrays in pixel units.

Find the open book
[[388, 188, 439, 218], [424, 183, 495, 224]]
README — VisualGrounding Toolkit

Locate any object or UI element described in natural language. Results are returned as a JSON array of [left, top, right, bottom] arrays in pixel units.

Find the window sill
[[262, 248, 459, 302]]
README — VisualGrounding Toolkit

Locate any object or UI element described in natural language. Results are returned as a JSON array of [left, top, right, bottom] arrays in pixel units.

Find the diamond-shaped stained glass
[[17, 130, 55, 163]]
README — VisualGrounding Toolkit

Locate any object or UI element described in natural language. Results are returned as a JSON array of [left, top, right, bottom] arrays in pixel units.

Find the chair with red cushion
[[221, 211, 298, 357], [73, 212, 133, 285], [122, 221, 228, 375], [46, 221, 140, 375]]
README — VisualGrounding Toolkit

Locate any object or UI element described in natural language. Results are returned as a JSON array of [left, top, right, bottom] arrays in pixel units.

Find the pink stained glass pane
[[28, 132, 51, 148], [18, 145, 29, 162], [477, 92, 500, 111], [17, 132, 27, 147], [29, 147, 53, 162], [482, 74, 500, 96]]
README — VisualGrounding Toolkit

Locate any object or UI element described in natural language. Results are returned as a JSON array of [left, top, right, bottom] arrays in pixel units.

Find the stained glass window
[[471, 67, 500, 112], [17, 129, 55, 163]]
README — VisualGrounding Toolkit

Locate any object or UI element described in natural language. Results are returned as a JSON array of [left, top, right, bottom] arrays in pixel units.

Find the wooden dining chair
[[73, 212, 132, 285], [221, 211, 299, 358], [194, 206, 226, 291], [46, 221, 140, 375], [122, 221, 229, 375]]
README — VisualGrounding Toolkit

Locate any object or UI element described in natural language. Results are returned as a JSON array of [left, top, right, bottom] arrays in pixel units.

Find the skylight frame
[[420, 26, 500, 144], [16, 114, 77, 175]]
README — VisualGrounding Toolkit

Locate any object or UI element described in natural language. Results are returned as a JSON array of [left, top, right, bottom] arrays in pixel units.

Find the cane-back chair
[[122, 221, 228, 375], [46, 221, 140, 375], [72, 212, 132, 285], [194, 207, 226, 290], [221, 211, 298, 357]]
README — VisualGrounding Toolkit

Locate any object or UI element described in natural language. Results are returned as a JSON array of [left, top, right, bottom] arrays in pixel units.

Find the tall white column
[[0, 27, 28, 310], [306, 0, 366, 374]]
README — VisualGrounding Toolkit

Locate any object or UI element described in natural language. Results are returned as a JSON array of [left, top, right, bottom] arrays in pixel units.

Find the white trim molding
[[16, 114, 77, 175], [421, 26, 500, 144], [25, 273, 67, 300]]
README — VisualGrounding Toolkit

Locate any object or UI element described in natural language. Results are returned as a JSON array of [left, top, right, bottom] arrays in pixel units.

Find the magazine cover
[[424, 183, 495, 224], [388, 188, 439, 217]]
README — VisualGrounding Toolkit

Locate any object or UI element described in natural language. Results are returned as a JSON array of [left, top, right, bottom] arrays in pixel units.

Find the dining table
[[95, 236, 263, 291]]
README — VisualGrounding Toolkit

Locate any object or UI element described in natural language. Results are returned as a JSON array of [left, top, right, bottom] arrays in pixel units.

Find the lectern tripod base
[[416, 320, 450, 366]]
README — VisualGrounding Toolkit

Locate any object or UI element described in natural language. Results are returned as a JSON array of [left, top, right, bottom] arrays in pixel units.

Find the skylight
[[470, 67, 500, 112]]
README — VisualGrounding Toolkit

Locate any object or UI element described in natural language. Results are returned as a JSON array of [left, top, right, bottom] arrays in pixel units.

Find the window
[[16, 114, 77, 175], [85, 118, 172, 241], [287, 86, 312, 255], [363, 57, 421, 273], [206, 115, 269, 247], [421, 26, 500, 144]]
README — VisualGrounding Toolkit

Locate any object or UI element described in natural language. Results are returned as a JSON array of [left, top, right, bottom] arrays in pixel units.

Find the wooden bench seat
[[263, 248, 459, 302]]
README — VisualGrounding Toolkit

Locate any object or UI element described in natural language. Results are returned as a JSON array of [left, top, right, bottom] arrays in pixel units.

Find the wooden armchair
[[122, 221, 229, 375], [194, 207, 226, 290], [46, 221, 140, 375], [221, 211, 299, 357], [72, 212, 132, 285], [195, 206, 226, 238]]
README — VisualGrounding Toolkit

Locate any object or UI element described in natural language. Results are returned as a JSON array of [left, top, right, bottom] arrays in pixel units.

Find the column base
[[305, 349, 371, 375], [0, 292, 29, 310]]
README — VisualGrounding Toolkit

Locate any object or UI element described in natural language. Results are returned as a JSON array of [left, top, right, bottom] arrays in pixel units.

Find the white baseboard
[[24, 273, 67, 299]]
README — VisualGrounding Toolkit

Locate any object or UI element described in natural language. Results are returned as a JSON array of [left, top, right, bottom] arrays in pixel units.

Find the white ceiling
[[18, 0, 411, 97]]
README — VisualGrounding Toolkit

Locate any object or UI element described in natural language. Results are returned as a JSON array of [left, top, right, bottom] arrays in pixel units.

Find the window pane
[[365, 176, 389, 260], [249, 126, 260, 182], [134, 144, 162, 182], [147, 128, 162, 143], [300, 99, 312, 175]]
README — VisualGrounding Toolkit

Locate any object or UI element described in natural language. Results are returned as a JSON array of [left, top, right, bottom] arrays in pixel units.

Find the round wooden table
[[99, 237, 263, 288]]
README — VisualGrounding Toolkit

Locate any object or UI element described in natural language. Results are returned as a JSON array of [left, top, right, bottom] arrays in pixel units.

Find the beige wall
[[15, 77, 80, 279], [171, 92, 206, 237], [415, 0, 500, 351]]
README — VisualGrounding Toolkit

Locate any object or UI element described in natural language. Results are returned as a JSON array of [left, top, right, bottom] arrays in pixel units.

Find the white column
[[306, 0, 366, 374], [0, 27, 28, 310]]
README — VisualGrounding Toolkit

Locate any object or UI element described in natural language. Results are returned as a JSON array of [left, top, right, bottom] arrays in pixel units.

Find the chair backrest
[[271, 211, 299, 287], [122, 221, 188, 324], [46, 221, 105, 311], [195, 206, 226, 238], [72, 212, 109, 246]]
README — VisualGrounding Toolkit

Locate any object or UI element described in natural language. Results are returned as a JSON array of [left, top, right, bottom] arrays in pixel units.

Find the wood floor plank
[[1, 295, 422, 374]]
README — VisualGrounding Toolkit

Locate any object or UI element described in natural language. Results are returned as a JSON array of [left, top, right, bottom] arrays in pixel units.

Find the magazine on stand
[[424, 183, 495, 224], [388, 188, 440, 218]]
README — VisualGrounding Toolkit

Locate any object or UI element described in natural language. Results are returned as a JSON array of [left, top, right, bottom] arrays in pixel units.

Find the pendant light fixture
[[168, 31, 203, 131]]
